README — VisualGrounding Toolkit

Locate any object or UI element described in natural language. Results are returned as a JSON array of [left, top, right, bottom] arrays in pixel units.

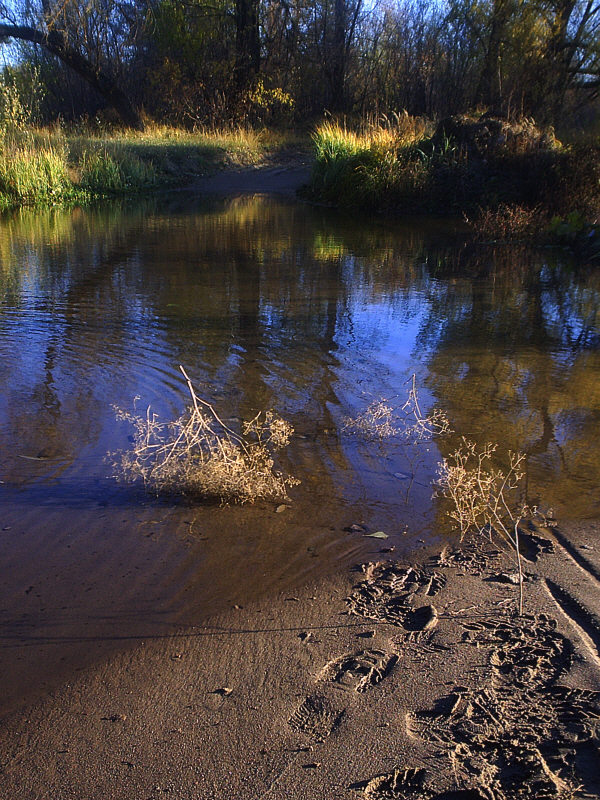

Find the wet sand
[[1, 519, 598, 799]]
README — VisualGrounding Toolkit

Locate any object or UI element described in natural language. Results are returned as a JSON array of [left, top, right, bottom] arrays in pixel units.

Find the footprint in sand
[[349, 766, 428, 798], [289, 563, 440, 744], [350, 766, 489, 799], [321, 649, 399, 693], [346, 561, 446, 631], [289, 647, 398, 740], [470, 613, 573, 690], [288, 695, 344, 742], [405, 614, 600, 799]]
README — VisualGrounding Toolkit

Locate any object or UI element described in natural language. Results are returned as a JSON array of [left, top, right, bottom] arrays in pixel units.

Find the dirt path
[[190, 158, 313, 196]]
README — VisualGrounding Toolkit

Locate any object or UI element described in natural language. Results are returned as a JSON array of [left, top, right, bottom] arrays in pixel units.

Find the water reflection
[[418, 246, 600, 518], [1, 197, 599, 521]]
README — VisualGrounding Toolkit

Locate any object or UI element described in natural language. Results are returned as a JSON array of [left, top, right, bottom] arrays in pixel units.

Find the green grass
[[0, 142, 72, 206], [308, 118, 600, 221], [0, 124, 308, 209]]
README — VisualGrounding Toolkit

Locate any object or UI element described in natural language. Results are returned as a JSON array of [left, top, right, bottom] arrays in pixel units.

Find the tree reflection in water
[[0, 197, 598, 521]]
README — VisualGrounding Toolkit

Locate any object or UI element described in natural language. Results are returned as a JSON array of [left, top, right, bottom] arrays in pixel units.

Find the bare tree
[[235, 0, 260, 89], [0, 0, 145, 128]]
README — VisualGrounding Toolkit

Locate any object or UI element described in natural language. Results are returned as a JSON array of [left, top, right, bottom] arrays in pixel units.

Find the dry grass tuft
[[466, 203, 547, 240], [111, 366, 299, 503]]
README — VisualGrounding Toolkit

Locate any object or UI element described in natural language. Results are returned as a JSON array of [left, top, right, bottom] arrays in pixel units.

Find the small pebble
[[496, 572, 522, 585]]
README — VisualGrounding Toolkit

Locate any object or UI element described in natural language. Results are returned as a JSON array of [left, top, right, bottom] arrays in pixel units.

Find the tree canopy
[[0, 0, 598, 127]]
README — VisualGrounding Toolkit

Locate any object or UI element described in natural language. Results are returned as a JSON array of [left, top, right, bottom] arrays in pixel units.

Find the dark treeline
[[0, 0, 599, 129]]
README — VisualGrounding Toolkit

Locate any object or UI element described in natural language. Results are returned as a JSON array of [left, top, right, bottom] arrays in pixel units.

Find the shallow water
[[1, 194, 599, 711]]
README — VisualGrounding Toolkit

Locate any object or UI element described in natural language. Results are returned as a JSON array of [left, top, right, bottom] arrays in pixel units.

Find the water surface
[[1, 195, 599, 712]]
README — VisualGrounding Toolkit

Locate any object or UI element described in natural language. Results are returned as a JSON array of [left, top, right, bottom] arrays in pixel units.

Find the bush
[[466, 204, 547, 240], [548, 212, 600, 260], [111, 367, 300, 503]]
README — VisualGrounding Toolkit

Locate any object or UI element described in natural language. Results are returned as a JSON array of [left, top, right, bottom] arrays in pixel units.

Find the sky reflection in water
[[1, 195, 599, 528]]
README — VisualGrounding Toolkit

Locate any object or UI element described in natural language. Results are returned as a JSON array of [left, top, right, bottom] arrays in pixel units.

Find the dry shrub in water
[[343, 375, 450, 442], [112, 367, 299, 503], [343, 399, 397, 439], [400, 374, 452, 441], [436, 438, 532, 614]]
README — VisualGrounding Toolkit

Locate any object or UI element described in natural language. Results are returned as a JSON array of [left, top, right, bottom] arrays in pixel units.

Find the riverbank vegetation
[[307, 115, 600, 224], [0, 0, 599, 216], [0, 111, 291, 207]]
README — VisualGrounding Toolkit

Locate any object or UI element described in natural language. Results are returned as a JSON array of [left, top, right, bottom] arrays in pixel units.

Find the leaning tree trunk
[[0, 24, 144, 130]]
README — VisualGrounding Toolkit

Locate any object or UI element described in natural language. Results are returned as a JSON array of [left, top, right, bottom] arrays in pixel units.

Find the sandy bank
[[0, 520, 598, 800]]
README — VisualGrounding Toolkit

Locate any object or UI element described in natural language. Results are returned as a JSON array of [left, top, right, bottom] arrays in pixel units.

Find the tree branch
[[0, 21, 144, 129]]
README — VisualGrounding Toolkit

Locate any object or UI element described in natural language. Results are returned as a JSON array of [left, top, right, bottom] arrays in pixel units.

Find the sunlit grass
[[0, 123, 310, 208], [0, 134, 72, 206], [313, 114, 429, 160], [310, 115, 431, 208], [71, 124, 269, 167]]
